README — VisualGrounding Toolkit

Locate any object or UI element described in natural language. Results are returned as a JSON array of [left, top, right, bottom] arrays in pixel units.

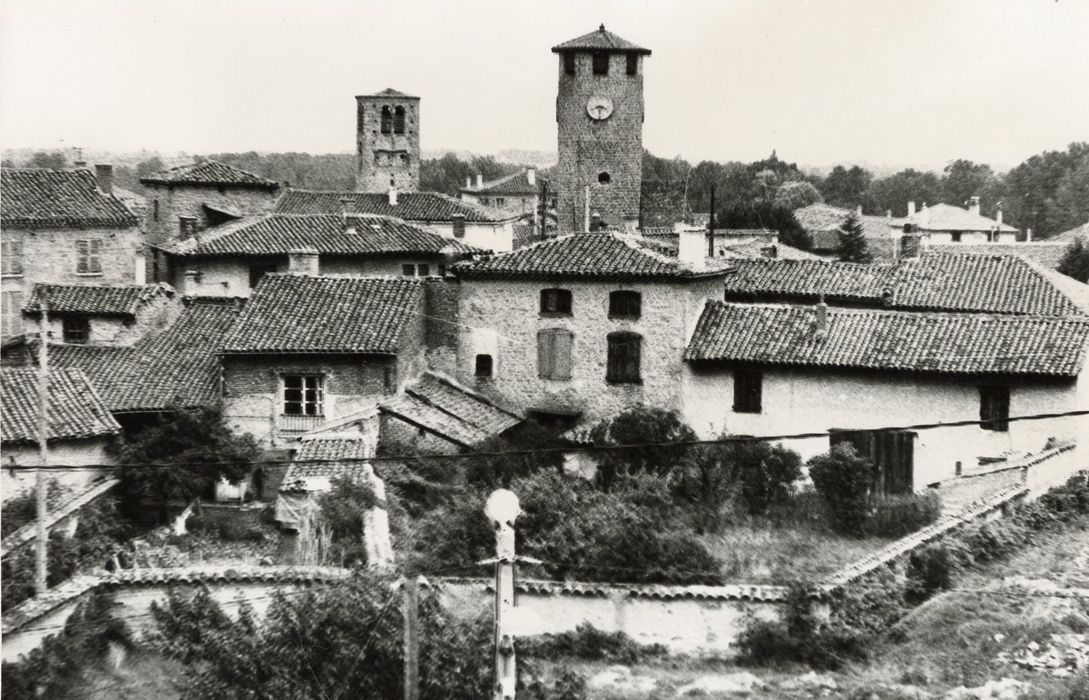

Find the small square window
[[402, 264, 416, 277], [951, 232, 962, 243], [417, 264, 430, 277], [563, 53, 576, 76], [592, 51, 609, 75], [608, 290, 641, 319], [733, 370, 763, 413], [63, 318, 90, 345], [540, 288, 573, 315], [475, 354, 494, 378]]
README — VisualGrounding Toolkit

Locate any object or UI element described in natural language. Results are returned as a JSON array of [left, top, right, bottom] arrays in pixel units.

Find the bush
[[808, 444, 875, 536], [520, 623, 667, 664], [906, 544, 954, 603], [863, 491, 942, 537], [589, 405, 697, 488]]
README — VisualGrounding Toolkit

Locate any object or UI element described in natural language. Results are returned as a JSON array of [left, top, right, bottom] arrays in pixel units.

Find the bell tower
[[552, 25, 650, 233], [355, 88, 421, 193]]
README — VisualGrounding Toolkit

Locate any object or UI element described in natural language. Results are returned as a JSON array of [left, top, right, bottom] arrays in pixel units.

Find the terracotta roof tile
[[1050, 222, 1088, 243], [461, 169, 547, 196], [379, 373, 521, 447], [454, 233, 733, 281], [1, 368, 120, 444], [24, 283, 173, 318], [140, 160, 279, 189], [551, 25, 651, 54], [222, 275, 422, 354], [922, 243, 1069, 270], [907, 203, 1017, 233], [1, 169, 138, 229], [685, 302, 1089, 377], [275, 189, 514, 223], [163, 214, 480, 257], [282, 438, 379, 491]]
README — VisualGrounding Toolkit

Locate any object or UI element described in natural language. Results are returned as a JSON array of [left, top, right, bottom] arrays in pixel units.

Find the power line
[[6, 408, 1086, 472]]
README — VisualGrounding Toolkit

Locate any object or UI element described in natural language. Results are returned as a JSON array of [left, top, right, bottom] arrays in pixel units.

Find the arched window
[[393, 106, 406, 134], [540, 288, 572, 316], [606, 332, 642, 384], [608, 290, 641, 319], [380, 106, 393, 134]]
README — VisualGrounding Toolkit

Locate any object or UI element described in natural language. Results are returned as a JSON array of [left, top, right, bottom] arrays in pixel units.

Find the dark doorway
[[830, 429, 916, 495]]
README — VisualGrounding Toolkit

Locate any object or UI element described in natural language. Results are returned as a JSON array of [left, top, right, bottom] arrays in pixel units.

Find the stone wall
[[22, 288, 182, 347], [356, 95, 420, 193], [555, 52, 645, 232], [142, 183, 278, 252]]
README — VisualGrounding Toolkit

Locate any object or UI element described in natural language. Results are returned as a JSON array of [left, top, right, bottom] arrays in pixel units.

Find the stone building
[[21, 283, 179, 347], [154, 212, 479, 297], [140, 160, 280, 277], [451, 231, 731, 427], [460, 168, 554, 217], [898, 199, 1018, 245], [1, 168, 143, 338], [552, 25, 651, 233], [355, 89, 420, 193]]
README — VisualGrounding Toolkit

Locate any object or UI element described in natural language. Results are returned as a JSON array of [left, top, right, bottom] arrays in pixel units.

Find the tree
[[115, 407, 258, 522], [867, 169, 941, 217], [1058, 239, 1089, 283], [820, 165, 874, 211], [314, 475, 377, 567], [774, 181, 823, 210], [717, 201, 813, 250], [939, 159, 1004, 217], [808, 444, 875, 536], [836, 211, 872, 263], [26, 151, 66, 169], [589, 405, 696, 488]]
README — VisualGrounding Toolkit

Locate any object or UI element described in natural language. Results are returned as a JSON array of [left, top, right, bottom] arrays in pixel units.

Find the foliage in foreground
[[1058, 238, 1089, 283]]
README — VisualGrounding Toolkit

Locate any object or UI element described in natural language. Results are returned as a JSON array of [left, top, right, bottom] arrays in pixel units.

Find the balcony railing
[[276, 414, 327, 433]]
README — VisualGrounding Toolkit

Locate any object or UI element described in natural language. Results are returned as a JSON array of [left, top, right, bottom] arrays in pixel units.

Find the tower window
[[598, 172, 611, 185], [475, 354, 493, 378], [393, 106, 406, 134], [626, 53, 638, 76], [592, 51, 609, 75], [380, 106, 393, 134], [563, 53, 575, 76]]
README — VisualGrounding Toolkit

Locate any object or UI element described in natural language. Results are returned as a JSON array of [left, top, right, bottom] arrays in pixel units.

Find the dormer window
[[592, 51, 609, 75], [540, 288, 572, 316]]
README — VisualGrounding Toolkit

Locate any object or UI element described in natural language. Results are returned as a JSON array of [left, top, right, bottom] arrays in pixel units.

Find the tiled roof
[[722, 255, 1085, 316], [1, 169, 138, 229], [454, 233, 733, 281], [513, 224, 544, 249], [462, 169, 546, 196], [274, 189, 515, 223], [379, 372, 521, 447], [922, 243, 1069, 270], [222, 275, 422, 354], [551, 25, 651, 54], [1051, 222, 1089, 243], [163, 214, 480, 257], [24, 283, 173, 318], [357, 88, 417, 99], [906, 203, 1017, 233], [436, 577, 787, 603], [280, 438, 375, 491], [685, 302, 1089, 377], [140, 160, 280, 189], [47, 300, 240, 412], [793, 203, 904, 250], [1, 368, 120, 444]]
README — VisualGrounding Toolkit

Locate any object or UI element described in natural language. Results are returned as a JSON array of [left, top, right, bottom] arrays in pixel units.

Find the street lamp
[[485, 489, 520, 700]]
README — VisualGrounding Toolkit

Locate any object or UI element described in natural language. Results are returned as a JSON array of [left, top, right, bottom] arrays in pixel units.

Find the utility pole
[[484, 490, 520, 700], [707, 186, 716, 258], [403, 575, 420, 700], [583, 185, 590, 233], [35, 298, 50, 596]]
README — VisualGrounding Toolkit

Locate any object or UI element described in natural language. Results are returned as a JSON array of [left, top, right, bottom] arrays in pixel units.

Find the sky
[[1, 0, 1087, 172]]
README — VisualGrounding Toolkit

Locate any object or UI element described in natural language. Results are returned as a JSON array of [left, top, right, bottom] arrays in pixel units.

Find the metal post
[[583, 185, 590, 233], [494, 522, 516, 700], [403, 575, 420, 700], [707, 186, 716, 258], [35, 298, 50, 595]]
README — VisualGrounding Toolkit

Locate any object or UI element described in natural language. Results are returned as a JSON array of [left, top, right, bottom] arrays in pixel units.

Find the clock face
[[586, 96, 614, 121]]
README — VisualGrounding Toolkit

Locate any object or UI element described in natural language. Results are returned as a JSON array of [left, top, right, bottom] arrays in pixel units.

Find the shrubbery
[[519, 622, 667, 665], [808, 444, 874, 535], [863, 491, 942, 538]]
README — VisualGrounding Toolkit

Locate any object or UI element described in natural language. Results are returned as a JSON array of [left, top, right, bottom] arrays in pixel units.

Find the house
[[682, 302, 1089, 490], [639, 228, 821, 261], [274, 188, 520, 252], [720, 254, 1087, 317], [140, 160, 280, 272], [152, 213, 480, 297], [21, 283, 179, 346], [450, 231, 732, 427], [219, 274, 428, 447], [900, 198, 1018, 245], [1, 167, 143, 338], [459, 168, 554, 218], [793, 203, 906, 260], [1, 368, 121, 500]]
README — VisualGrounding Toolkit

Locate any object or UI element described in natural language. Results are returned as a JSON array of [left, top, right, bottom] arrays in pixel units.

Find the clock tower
[[552, 25, 650, 233]]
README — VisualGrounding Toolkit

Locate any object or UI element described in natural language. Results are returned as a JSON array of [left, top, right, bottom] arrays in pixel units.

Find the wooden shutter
[[537, 330, 552, 378], [553, 330, 573, 380]]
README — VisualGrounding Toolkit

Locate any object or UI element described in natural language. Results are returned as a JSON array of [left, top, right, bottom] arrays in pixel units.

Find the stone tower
[[553, 25, 650, 233], [355, 88, 421, 193]]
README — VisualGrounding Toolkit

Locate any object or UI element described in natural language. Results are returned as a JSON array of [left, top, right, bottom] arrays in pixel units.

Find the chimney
[[452, 214, 466, 239], [466, 176, 472, 188], [339, 195, 353, 219], [678, 229, 707, 270], [74, 160, 88, 169], [968, 196, 981, 217], [900, 234, 920, 259], [183, 269, 202, 293], [527, 168, 536, 187], [1026, 227, 1033, 242], [996, 203, 1003, 226], [94, 164, 113, 195], [590, 212, 601, 232], [855, 204, 863, 217], [178, 216, 198, 239], [388, 186, 398, 206], [908, 201, 916, 217], [476, 174, 483, 188], [814, 300, 828, 338], [288, 248, 320, 276]]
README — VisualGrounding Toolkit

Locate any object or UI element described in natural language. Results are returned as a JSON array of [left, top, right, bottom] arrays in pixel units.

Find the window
[[249, 262, 278, 288], [402, 264, 416, 277], [380, 106, 393, 134], [452, 216, 466, 239], [62, 318, 90, 344], [2, 291, 23, 337], [950, 232, 962, 243], [417, 264, 430, 277], [979, 385, 1010, 432], [153, 199, 160, 222], [626, 53, 638, 76], [384, 365, 395, 394], [475, 354, 494, 378], [540, 288, 572, 315], [537, 329, 573, 380], [563, 52, 575, 76], [733, 370, 763, 413], [495, 197, 506, 206], [606, 332, 642, 384], [2, 240, 23, 276], [592, 51, 609, 75], [76, 239, 102, 274], [608, 290, 641, 319], [597, 172, 611, 185], [282, 375, 323, 416], [393, 106, 406, 134]]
